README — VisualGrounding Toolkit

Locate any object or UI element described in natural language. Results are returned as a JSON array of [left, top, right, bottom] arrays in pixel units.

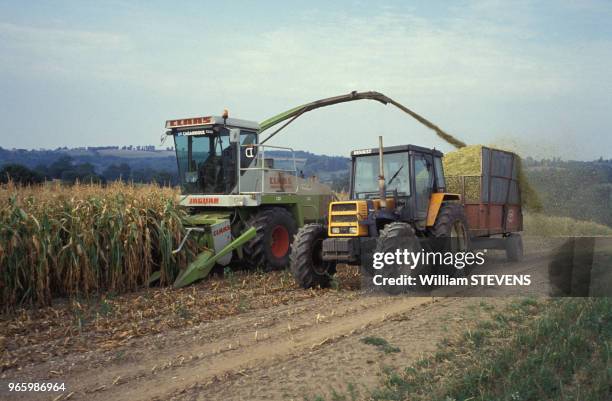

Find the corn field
[[0, 181, 194, 310]]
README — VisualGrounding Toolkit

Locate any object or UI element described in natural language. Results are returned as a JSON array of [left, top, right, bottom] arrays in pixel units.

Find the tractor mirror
[[229, 129, 240, 143]]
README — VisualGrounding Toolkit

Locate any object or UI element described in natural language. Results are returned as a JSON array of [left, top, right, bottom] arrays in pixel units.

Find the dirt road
[[1, 241, 555, 401]]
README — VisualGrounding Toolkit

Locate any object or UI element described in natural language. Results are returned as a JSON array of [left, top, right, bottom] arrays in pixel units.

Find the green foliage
[[361, 336, 401, 354], [0, 163, 44, 185], [102, 163, 131, 181]]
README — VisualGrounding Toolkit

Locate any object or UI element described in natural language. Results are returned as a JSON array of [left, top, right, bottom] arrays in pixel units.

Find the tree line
[[0, 156, 177, 186]]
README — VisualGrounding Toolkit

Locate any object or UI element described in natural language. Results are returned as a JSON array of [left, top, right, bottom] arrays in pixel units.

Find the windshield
[[174, 129, 257, 194], [352, 152, 410, 199]]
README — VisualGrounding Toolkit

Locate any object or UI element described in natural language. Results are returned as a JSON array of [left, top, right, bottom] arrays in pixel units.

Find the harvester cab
[[167, 115, 260, 198], [159, 114, 334, 288]]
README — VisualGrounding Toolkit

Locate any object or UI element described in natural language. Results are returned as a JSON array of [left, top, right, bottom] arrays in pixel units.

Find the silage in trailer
[[443, 145, 542, 211]]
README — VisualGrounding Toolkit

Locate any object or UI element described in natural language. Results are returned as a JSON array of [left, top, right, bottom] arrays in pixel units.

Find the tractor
[[290, 136, 524, 291]]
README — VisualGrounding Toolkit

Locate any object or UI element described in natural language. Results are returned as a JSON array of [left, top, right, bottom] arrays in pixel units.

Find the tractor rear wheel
[[243, 207, 297, 271], [374, 222, 425, 294], [290, 224, 337, 288], [431, 203, 470, 276]]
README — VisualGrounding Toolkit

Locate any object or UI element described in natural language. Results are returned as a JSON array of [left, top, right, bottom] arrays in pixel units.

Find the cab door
[[412, 153, 434, 220]]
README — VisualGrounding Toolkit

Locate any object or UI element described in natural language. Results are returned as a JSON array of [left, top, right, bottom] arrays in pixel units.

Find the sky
[[0, 0, 611, 160]]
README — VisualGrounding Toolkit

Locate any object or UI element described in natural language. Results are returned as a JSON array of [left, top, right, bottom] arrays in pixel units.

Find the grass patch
[[340, 298, 610, 401], [361, 336, 401, 354], [523, 213, 612, 236]]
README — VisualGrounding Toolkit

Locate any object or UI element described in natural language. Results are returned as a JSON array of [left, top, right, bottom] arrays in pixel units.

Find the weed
[[361, 336, 401, 354]]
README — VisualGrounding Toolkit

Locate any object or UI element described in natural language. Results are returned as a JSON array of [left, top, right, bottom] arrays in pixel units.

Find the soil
[[0, 238, 556, 401]]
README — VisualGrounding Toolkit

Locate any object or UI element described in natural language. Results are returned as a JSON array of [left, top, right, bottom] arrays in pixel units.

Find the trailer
[[445, 146, 524, 261]]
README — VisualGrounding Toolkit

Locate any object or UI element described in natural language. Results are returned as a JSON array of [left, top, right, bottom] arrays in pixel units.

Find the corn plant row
[[0, 181, 194, 310]]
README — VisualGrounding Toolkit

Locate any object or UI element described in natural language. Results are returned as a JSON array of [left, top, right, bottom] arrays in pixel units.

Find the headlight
[[331, 227, 340, 234], [349, 227, 357, 234]]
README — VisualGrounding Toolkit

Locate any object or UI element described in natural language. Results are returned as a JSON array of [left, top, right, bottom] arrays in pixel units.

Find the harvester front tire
[[505, 233, 524, 262], [290, 224, 336, 288], [243, 208, 297, 271], [375, 222, 424, 294]]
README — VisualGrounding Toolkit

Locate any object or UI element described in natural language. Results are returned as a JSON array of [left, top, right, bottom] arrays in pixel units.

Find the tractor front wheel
[[243, 208, 297, 271], [375, 222, 425, 294], [290, 224, 337, 288]]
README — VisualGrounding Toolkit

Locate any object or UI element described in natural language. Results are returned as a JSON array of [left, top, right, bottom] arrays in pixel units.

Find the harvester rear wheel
[[290, 224, 336, 288], [431, 203, 470, 276], [375, 222, 425, 294], [243, 207, 297, 271]]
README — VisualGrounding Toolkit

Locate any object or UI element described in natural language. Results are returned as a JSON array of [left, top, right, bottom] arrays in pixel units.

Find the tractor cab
[[351, 145, 446, 220], [328, 144, 449, 238]]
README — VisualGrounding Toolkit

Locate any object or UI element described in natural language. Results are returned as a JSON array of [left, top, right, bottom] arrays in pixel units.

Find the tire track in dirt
[[172, 297, 512, 401], [3, 294, 431, 401], [79, 296, 431, 401]]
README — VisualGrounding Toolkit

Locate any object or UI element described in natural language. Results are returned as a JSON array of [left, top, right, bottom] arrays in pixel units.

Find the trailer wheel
[[375, 222, 425, 294], [290, 224, 336, 288], [505, 233, 524, 262], [431, 203, 470, 275], [243, 208, 297, 271]]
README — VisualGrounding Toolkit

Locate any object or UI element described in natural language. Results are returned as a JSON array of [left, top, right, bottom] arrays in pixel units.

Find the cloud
[[0, 22, 132, 78], [0, 22, 127, 49], [217, 10, 581, 102]]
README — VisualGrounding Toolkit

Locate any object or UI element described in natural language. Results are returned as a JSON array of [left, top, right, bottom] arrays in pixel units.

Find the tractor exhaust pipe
[[378, 135, 387, 209]]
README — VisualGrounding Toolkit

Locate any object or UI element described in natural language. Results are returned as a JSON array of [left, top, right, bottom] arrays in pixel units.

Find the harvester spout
[[259, 90, 467, 149]]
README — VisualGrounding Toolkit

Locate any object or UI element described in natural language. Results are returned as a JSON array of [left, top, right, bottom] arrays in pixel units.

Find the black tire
[[374, 222, 424, 294], [243, 207, 297, 271], [290, 224, 337, 288], [505, 233, 524, 262], [431, 203, 470, 276]]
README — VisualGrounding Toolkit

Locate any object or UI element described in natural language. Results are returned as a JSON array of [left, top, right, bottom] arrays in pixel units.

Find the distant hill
[[523, 158, 612, 227], [0, 146, 177, 174]]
